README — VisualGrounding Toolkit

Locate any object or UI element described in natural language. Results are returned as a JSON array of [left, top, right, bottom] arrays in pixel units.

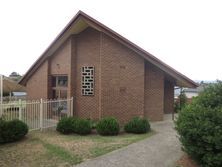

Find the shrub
[[75, 119, 91, 135], [56, 117, 75, 134], [175, 82, 222, 167], [87, 119, 97, 129], [96, 117, 120, 136], [0, 119, 28, 143], [124, 117, 150, 134]]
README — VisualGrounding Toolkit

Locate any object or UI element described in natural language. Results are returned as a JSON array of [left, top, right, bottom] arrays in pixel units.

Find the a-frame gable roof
[[19, 10, 198, 88]]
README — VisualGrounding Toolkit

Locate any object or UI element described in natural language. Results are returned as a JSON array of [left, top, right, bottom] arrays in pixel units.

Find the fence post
[[70, 97, 73, 117], [40, 99, 43, 131], [19, 99, 22, 120]]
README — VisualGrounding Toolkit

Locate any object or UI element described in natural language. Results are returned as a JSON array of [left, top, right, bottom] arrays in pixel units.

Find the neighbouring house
[[183, 87, 203, 99], [174, 84, 205, 103], [9, 72, 22, 81], [19, 11, 197, 122]]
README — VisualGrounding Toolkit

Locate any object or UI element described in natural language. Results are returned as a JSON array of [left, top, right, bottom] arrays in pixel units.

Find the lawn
[[0, 130, 155, 167]]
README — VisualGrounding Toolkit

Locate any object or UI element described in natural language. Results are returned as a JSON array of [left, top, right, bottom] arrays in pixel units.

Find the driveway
[[75, 114, 183, 167]]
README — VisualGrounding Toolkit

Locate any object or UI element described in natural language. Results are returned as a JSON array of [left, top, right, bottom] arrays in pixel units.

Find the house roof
[[19, 10, 198, 88], [184, 85, 205, 93], [1, 75, 26, 93]]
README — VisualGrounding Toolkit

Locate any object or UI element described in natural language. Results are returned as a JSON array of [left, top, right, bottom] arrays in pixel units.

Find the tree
[[175, 82, 222, 167], [178, 89, 187, 110], [9, 72, 22, 82]]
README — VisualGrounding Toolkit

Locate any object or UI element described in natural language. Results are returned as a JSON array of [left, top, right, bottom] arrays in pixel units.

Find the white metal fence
[[2, 95, 26, 102], [0, 98, 73, 131]]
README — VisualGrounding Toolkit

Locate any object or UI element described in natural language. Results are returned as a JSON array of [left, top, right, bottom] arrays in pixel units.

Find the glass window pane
[[60, 90, 67, 99], [52, 76, 56, 87], [57, 76, 68, 87]]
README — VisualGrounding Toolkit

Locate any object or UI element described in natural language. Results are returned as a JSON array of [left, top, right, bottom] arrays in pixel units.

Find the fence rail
[[2, 95, 26, 102], [0, 97, 73, 131]]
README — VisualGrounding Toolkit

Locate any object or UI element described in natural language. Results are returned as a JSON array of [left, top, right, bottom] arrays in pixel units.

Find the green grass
[[0, 130, 155, 167], [90, 132, 155, 157], [90, 144, 123, 157], [43, 142, 82, 164]]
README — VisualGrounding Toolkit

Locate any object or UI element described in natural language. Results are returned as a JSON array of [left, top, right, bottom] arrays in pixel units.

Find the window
[[52, 89, 67, 99], [52, 76, 68, 87], [82, 66, 94, 96], [52, 75, 68, 99]]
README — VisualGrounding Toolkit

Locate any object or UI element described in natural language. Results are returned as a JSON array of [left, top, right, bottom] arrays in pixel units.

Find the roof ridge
[[19, 10, 198, 88]]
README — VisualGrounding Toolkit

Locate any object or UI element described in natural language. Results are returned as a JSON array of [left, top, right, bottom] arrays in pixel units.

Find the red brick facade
[[26, 61, 49, 100], [25, 27, 176, 122], [144, 63, 164, 121], [164, 81, 174, 114]]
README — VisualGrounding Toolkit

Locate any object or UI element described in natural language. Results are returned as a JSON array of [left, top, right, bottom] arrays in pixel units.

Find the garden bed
[[176, 154, 199, 167], [0, 130, 154, 167]]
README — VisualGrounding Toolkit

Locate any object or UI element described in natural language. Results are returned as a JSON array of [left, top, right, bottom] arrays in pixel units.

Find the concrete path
[[75, 114, 183, 167]]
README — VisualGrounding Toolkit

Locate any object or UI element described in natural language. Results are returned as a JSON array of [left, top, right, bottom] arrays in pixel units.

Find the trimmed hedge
[[87, 119, 97, 129], [56, 117, 75, 134], [0, 119, 28, 143], [175, 82, 222, 167], [74, 119, 91, 135], [96, 117, 120, 136], [124, 117, 150, 134], [56, 117, 91, 135]]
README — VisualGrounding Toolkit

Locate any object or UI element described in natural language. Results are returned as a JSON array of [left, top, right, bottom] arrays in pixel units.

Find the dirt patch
[[0, 130, 153, 167], [33, 131, 95, 159], [177, 154, 199, 167]]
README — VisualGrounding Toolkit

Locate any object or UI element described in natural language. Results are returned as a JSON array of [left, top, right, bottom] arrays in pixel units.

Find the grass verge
[[0, 130, 155, 167]]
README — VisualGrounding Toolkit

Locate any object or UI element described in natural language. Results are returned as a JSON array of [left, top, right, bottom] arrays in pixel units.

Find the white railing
[[0, 97, 73, 131], [2, 95, 26, 102]]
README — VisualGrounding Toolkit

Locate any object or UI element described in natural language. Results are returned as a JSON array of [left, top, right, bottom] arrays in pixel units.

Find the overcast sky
[[0, 0, 221, 81]]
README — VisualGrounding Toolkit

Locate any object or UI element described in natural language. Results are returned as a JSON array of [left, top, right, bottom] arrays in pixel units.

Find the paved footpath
[[75, 115, 183, 167]]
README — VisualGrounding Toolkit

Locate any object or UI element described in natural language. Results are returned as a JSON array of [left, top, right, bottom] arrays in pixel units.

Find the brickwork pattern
[[26, 61, 49, 100], [144, 63, 164, 121], [75, 28, 100, 120], [164, 81, 174, 114], [26, 27, 173, 122], [101, 33, 145, 124]]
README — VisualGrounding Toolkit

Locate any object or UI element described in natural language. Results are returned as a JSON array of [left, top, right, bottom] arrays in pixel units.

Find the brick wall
[[25, 26, 173, 122], [26, 61, 49, 100], [74, 28, 100, 120], [101, 33, 145, 124], [164, 81, 174, 114], [49, 39, 72, 99], [144, 62, 164, 121], [50, 39, 71, 76]]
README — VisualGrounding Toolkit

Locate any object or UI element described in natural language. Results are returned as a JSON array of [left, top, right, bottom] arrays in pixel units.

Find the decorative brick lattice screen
[[81, 66, 94, 95]]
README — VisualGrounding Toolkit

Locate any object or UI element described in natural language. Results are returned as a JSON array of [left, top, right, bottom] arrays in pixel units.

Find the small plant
[[96, 117, 120, 136], [56, 117, 75, 134], [87, 119, 97, 129], [56, 117, 91, 135], [124, 117, 150, 134], [75, 119, 91, 135], [0, 119, 28, 143]]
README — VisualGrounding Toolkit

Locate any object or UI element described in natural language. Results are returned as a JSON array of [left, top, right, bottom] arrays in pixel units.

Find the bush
[[56, 117, 91, 135], [75, 119, 91, 135], [175, 82, 222, 167], [124, 117, 150, 134], [96, 117, 120, 136], [87, 119, 97, 129], [56, 117, 75, 134], [0, 119, 28, 143]]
